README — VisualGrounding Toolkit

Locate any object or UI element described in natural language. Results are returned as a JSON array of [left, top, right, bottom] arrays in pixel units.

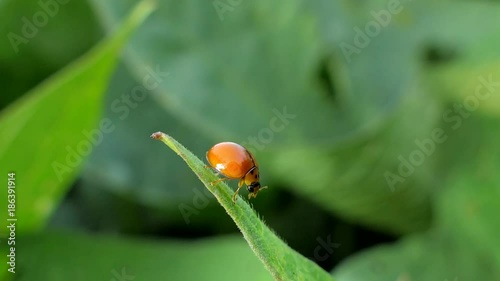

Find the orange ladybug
[[206, 142, 266, 202]]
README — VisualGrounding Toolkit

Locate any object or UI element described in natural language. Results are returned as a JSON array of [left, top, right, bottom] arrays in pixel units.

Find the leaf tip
[[150, 131, 165, 140]]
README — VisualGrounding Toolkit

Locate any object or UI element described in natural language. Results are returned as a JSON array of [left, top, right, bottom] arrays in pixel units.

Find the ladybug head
[[247, 182, 260, 193], [247, 182, 267, 199]]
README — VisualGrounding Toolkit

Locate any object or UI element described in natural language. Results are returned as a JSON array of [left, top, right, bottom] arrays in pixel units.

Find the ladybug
[[206, 142, 266, 202]]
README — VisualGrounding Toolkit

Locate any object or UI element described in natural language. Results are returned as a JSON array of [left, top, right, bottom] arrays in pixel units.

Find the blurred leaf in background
[[0, 0, 103, 108], [18, 232, 274, 281], [0, 0, 155, 235]]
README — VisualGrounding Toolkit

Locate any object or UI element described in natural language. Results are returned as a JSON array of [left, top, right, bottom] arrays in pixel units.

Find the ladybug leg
[[231, 179, 245, 203], [209, 177, 229, 185], [232, 185, 244, 203], [248, 192, 257, 199], [247, 185, 267, 199]]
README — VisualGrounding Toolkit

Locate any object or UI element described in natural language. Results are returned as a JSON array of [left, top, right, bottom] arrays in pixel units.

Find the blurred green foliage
[[1, 0, 500, 280], [18, 232, 274, 281]]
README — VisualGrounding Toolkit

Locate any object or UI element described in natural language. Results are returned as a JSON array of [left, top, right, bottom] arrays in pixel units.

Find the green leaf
[[332, 232, 455, 281], [434, 115, 500, 268], [0, 0, 155, 234], [261, 1, 500, 234], [421, 4, 500, 115], [332, 115, 500, 280], [151, 132, 333, 281], [0, 0, 103, 107], [15, 232, 274, 281], [333, 175, 500, 280], [89, 0, 413, 146], [264, 91, 440, 234], [332, 177, 500, 280]]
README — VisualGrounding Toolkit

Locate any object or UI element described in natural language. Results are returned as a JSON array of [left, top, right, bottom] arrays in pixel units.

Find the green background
[[1, 0, 499, 280]]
